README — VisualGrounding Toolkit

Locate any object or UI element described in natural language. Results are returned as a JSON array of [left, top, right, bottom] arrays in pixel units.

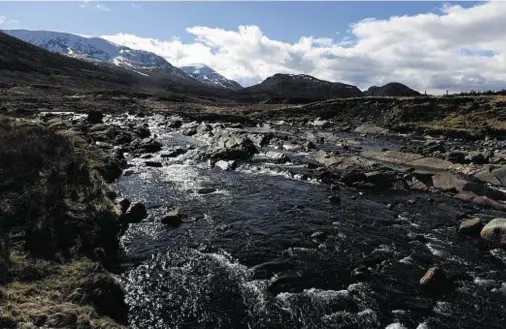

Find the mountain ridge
[[180, 64, 242, 90]]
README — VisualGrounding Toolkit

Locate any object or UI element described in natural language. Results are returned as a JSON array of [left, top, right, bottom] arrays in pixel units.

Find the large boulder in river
[[480, 218, 506, 246], [458, 218, 484, 237]]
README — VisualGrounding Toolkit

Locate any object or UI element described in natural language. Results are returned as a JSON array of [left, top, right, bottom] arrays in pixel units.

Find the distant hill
[[364, 82, 421, 97], [236, 73, 363, 103], [180, 64, 242, 90]]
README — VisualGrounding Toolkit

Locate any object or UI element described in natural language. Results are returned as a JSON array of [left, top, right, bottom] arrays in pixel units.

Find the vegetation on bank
[[0, 116, 126, 328]]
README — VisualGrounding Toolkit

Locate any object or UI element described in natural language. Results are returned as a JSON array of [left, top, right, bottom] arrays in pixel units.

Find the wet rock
[[215, 160, 236, 171], [140, 154, 152, 159], [480, 218, 506, 246], [144, 161, 163, 168], [196, 187, 216, 194], [425, 142, 446, 154], [168, 119, 183, 128], [265, 151, 290, 163], [445, 150, 468, 164], [161, 208, 183, 227], [458, 218, 483, 237], [139, 139, 162, 153], [340, 170, 367, 186], [328, 195, 341, 204], [466, 151, 488, 165], [419, 267, 453, 294], [46, 312, 77, 327], [315, 150, 342, 167], [160, 148, 186, 158], [122, 202, 147, 223], [311, 231, 327, 243], [135, 125, 151, 139], [305, 141, 317, 151], [118, 198, 131, 215], [87, 111, 104, 124], [365, 171, 395, 188], [454, 191, 506, 210]]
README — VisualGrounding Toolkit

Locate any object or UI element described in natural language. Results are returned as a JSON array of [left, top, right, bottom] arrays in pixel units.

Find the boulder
[[458, 218, 483, 237], [161, 208, 183, 227], [480, 218, 506, 246], [139, 140, 162, 153], [419, 267, 453, 294], [432, 172, 468, 192], [87, 111, 104, 124], [315, 150, 342, 167], [118, 198, 131, 215], [144, 161, 163, 168], [122, 203, 147, 223], [466, 151, 488, 165], [135, 126, 151, 139], [365, 171, 395, 188], [341, 170, 367, 186], [445, 151, 468, 164], [215, 160, 236, 171]]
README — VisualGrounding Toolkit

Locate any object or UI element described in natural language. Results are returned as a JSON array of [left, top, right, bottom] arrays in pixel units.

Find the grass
[[0, 116, 125, 328]]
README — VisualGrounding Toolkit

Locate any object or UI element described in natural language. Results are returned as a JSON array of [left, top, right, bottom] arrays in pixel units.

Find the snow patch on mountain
[[3, 29, 188, 79], [180, 64, 242, 90]]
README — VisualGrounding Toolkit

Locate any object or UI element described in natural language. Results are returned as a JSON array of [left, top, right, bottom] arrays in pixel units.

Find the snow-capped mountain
[[3, 29, 190, 80], [180, 64, 242, 90]]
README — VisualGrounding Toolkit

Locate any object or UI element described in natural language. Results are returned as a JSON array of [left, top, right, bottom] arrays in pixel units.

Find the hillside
[[364, 82, 421, 97], [236, 74, 363, 103]]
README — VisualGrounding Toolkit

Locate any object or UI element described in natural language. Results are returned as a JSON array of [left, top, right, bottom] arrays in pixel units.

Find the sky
[[1, 1, 505, 93]]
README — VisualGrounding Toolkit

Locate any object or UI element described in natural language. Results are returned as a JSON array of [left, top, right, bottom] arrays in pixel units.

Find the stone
[[135, 126, 151, 139], [122, 202, 147, 223], [168, 119, 183, 128], [118, 198, 131, 215], [458, 218, 483, 237], [144, 161, 163, 167], [419, 267, 453, 294], [341, 170, 367, 186], [139, 140, 162, 153], [311, 231, 327, 242], [196, 187, 216, 194], [305, 141, 317, 151], [354, 123, 388, 134], [162, 209, 183, 227], [215, 160, 236, 171], [160, 148, 186, 158], [431, 172, 468, 192], [87, 111, 104, 124], [466, 151, 488, 165], [265, 151, 290, 163], [365, 171, 395, 188], [480, 218, 506, 246]]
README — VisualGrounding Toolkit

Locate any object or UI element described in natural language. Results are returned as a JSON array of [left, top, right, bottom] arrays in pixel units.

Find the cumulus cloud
[[103, 2, 506, 93]]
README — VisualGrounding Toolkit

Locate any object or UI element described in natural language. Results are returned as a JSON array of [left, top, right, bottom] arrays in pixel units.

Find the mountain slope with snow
[[180, 64, 242, 90], [3, 29, 191, 81]]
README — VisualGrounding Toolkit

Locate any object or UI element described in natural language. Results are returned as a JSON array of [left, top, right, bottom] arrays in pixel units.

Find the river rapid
[[100, 113, 506, 329]]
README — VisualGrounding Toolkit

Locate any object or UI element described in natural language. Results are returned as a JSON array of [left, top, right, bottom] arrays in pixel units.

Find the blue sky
[[1, 1, 504, 93], [0, 1, 480, 43]]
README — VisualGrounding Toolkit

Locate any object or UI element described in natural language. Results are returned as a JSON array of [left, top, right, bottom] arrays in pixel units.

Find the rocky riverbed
[[31, 109, 506, 329]]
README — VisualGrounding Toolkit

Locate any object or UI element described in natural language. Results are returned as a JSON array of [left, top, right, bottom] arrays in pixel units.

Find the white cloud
[[103, 2, 506, 93], [79, 2, 111, 12], [0, 15, 19, 25]]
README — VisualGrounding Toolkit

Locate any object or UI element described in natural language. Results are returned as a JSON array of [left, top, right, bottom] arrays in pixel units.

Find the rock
[[311, 231, 327, 242], [341, 170, 367, 186], [87, 111, 104, 124], [196, 187, 216, 194], [168, 119, 183, 128], [144, 161, 163, 167], [445, 150, 468, 164], [140, 154, 152, 159], [480, 218, 506, 246], [458, 218, 483, 237], [361, 150, 452, 171], [454, 191, 506, 210], [135, 125, 151, 139], [425, 143, 446, 154], [118, 198, 131, 215], [265, 151, 290, 163], [315, 150, 343, 167], [215, 160, 236, 171], [328, 195, 341, 204], [354, 123, 388, 134], [160, 148, 186, 158], [365, 171, 395, 188], [123, 203, 147, 223], [431, 172, 468, 192], [466, 151, 488, 165], [161, 208, 183, 227], [419, 267, 453, 294], [305, 141, 317, 151], [139, 140, 162, 153]]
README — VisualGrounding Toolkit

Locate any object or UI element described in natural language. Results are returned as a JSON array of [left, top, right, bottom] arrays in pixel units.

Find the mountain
[[364, 82, 421, 97], [3, 29, 192, 82], [180, 64, 242, 90], [236, 73, 363, 103]]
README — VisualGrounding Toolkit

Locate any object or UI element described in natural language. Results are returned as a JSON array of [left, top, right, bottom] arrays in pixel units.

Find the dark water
[[109, 115, 506, 329]]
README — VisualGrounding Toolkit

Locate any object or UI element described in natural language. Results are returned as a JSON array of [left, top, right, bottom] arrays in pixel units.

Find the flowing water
[[103, 114, 506, 329]]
